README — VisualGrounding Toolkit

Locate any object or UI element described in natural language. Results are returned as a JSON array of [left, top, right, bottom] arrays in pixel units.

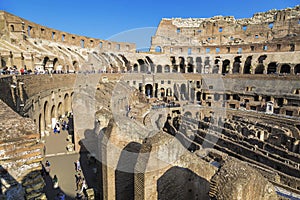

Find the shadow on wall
[[157, 166, 211, 200]]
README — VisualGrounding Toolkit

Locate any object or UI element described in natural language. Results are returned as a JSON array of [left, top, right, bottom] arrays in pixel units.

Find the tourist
[[75, 192, 83, 199], [53, 175, 59, 189], [75, 172, 82, 191], [75, 160, 81, 172], [80, 178, 88, 194], [45, 160, 51, 175]]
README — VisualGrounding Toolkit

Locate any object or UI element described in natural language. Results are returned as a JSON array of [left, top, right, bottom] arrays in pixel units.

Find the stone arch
[[133, 64, 138, 72], [126, 65, 132, 72], [73, 61, 79, 72], [43, 57, 49, 70], [44, 101, 50, 130], [184, 111, 192, 118], [53, 58, 59, 71], [145, 84, 153, 97], [294, 64, 300, 75], [57, 102, 63, 117], [138, 59, 147, 73], [115, 142, 142, 200], [160, 88, 165, 97], [155, 46, 162, 53], [39, 113, 44, 135], [232, 56, 241, 74], [243, 56, 252, 74], [267, 62, 277, 74], [179, 57, 185, 73], [255, 64, 265, 74], [196, 91, 201, 101], [280, 64, 291, 74], [164, 65, 170, 73], [213, 59, 220, 74], [64, 93, 71, 114], [51, 105, 56, 120], [166, 88, 172, 96], [157, 65, 162, 73], [196, 57, 202, 73], [222, 59, 230, 74], [180, 84, 188, 100]]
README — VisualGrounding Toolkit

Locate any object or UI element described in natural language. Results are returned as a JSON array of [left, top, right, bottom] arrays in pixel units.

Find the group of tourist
[[74, 160, 89, 199], [53, 118, 69, 134]]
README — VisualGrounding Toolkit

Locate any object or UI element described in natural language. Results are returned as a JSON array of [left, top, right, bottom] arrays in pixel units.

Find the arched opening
[[115, 142, 142, 200], [44, 101, 50, 130], [164, 65, 170, 73], [166, 88, 172, 96], [39, 113, 44, 134], [267, 62, 277, 74], [232, 56, 241, 74], [10, 25, 14, 32], [53, 58, 59, 71], [255, 55, 267, 74], [184, 111, 192, 118], [179, 57, 185, 73], [57, 102, 63, 118], [133, 64, 138, 72], [64, 93, 71, 114], [196, 57, 202, 73], [73, 61, 79, 72], [126, 65, 132, 72], [157, 65, 162, 73], [51, 105, 56, 122], [196, 92, 201, 101], [138, 59, 147, 73], [294, 64, 300, 75], [155, 46, 162, 53], [157, 167, 210, 200], [244, 56, 252, 74], [222, 59, 230, 74], [145, 84, 153, 97], [280, 64, 291, 74], [43, 57, 49, 70], [212, 59, 220, 74], [160, 88, 165, 97], [187, 57, 194, 73], [181, 84, 188, 100]]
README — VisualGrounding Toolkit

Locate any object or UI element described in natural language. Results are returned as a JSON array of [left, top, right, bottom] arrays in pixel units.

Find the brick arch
[[294, 64, 300, 75], [280, 64, 291, 74]]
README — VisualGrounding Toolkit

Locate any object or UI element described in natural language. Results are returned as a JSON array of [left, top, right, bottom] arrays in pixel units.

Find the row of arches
[[42, 57, 79, 72], [38, 92, 72, 134]]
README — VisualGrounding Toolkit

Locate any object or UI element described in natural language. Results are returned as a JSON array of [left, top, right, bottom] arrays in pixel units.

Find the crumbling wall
[[0, 100, 45, 200]]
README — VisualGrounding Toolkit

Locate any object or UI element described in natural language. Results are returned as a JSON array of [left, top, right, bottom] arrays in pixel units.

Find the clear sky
[[0, 0, 299, 49]]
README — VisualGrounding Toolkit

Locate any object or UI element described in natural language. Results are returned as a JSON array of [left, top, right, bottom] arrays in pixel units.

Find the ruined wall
[[0, 100, 45, 200], [151, 6, 300, 54]]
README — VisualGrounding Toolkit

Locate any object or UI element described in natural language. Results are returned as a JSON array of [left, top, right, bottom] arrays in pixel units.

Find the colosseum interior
[[0, 5, 300, 200]]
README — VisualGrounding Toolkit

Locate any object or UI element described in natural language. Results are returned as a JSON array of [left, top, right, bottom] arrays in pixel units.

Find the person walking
[[53, 175, 59, 189], [45, 160, 51, 175], [80, 178, 88, 194], [75, 160, 81, 172], [75, 172, 82, 191]]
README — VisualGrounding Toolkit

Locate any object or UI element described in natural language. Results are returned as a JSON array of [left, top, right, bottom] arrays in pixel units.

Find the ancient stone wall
[[0, 100, 45, 200], [151, 6, 300, 54]]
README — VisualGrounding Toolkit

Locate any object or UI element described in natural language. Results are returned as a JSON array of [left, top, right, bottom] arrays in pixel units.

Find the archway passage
[[222, 60, 230, 74], [157, 65, 162, 73], [295, 64, 300, 75], [280, 64, 291, 74], [164, 65, 170, 73], [115, 142, 142, 200], [196, 92, 201, 101], [255, 64, 264, 74], [145, 84, 153, 97], [267, 62, 277, 74], [73, 61, 79, 72], [232, 56, 241, 74], [179, 57, 185, 73], [244, 56, 252, 74], [157, 167, 210, 200], [155, 46, 162, 53]]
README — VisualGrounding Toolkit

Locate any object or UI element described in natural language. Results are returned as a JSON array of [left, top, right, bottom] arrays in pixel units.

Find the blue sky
[[0, 0, 299, 49]]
